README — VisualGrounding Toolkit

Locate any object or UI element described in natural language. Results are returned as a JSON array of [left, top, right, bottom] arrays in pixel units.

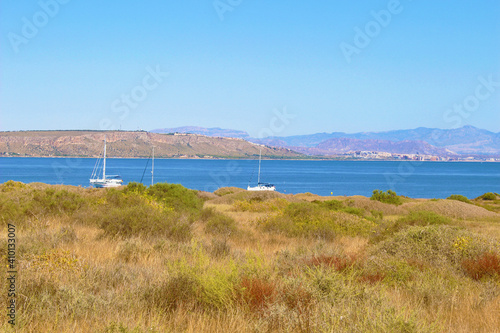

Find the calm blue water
[[0, 158, 498, 199]]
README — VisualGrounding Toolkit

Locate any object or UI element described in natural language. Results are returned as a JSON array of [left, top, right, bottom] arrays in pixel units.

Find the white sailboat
[[90, 137, 123, 188], [247, 149, 276, 191]]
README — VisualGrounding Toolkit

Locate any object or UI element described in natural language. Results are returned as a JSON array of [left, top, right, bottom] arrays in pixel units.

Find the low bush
[[0, 186, 88, 226], [370, 210, 384, 220], [214, 187, 244, 196], [461, 252, 500, 280], [477, 192, 497, 201], [99, 204, 191, 240], [447, 194, 471, 204], [370, 189, 402, 205], [232, 197, 289, 212], [259, 202, 375, 240], [305, 254, 357, 272], [313, 199, 344, 210], [371, 211, 450, 243], [399, 211, 451, 226], [123, 181, 147, 194], [144, 273, 199, 311], [373, 225, 496, 274], [145, 183, 204, 214], [237, 277, 278, 312], [201, 207, 238, 237], [30, 188, 86, 216]]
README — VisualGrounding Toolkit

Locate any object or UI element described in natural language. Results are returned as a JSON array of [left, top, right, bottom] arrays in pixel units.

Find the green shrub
[[0, 185, 90, 227], [370, 190, 403, 205], [371, 211, 451, 243], [447, 194, 471, 204], [370, 210, 384, 220], [99, 204, 191, 240], [0, 194, 25, 225], [477, 192, 497, 200], [373, 225, 495, 271], [202, 208, 237, 237], [0, 180, 27, 192], [29, 188, 86, 216], [313, 199, 344, 210], [205, 215, 237, 237], [399, 211, 451, 226], [259, 202, 375, 239], [146, 183, 203, 214], [313, 199, 366, 217], [341, 206, 365, 217], [123, 182, 147, 194]]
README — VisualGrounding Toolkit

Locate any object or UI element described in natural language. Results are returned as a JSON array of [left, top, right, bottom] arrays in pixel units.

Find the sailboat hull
[[90, 179, 123, 188], [247, 184, 276, 191]]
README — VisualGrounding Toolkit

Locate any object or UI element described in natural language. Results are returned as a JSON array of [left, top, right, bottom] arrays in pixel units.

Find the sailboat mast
[[258, 149, 261, 184], [103, 136, 107, 180], [151, 146, 154, 186]]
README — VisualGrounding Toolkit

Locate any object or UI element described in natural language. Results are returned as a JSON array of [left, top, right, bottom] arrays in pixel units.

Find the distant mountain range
[[152, 125, 500, 157], [0, 131, 301, 158], [2, 126, 498, 159]]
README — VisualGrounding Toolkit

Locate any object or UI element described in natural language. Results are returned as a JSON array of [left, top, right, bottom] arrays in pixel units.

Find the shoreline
[[0, 156, 498, 162]]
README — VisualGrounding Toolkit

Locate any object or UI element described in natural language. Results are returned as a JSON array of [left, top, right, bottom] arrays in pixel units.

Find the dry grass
[[410, 199, 499, 220], [1, 182, 500, 332]]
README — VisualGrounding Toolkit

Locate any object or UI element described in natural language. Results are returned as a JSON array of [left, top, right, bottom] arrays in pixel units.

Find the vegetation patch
[[304, 254, 357, 272], [477, 192, 498, 201], [3, 181, 500, 332], [259, 202, 376, 240], [461, 252, 500, 280], [236, 277, 278, 312], [201, 207, 238, 237], [370, 189, 403, 205], [371, 211, 452, 243], [447, 194, 471, 204], [232, 197, 289, 212]]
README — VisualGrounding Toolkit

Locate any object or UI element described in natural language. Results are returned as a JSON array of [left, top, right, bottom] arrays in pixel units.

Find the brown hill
[[0, 131, 302, 158]]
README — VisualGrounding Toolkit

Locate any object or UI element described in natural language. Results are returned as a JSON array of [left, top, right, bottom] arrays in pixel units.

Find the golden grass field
[[1, 181, 499, 332]]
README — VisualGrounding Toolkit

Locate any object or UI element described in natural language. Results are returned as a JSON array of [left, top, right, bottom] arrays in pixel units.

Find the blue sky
[[1, 0, 499, 136]]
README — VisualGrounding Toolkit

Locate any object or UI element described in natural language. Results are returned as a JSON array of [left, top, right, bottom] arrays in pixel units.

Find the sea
[[0, 157, 498, 199]]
